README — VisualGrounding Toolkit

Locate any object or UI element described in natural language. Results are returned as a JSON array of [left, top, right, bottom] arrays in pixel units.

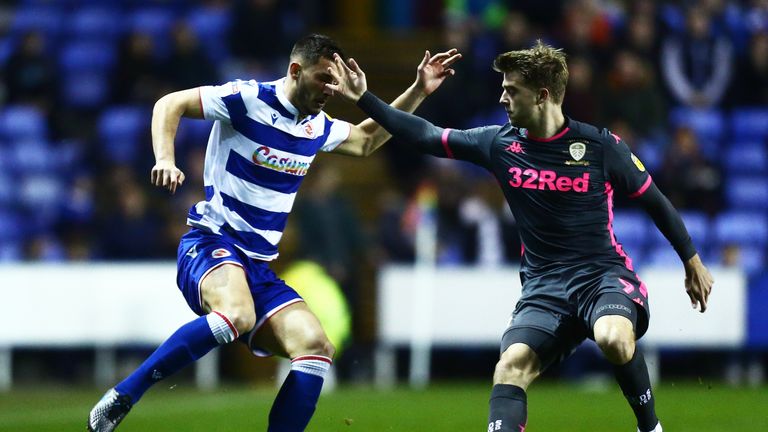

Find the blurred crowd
[[0, 1, 766, 274]]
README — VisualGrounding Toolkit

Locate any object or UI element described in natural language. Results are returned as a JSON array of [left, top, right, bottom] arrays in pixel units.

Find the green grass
[[1, 381, 766, 431]]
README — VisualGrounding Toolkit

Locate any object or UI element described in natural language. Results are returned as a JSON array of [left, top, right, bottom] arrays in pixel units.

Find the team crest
[[304, 122, 314, 138], [631, 153, 646, 172], [211, 248, 231, 259], [569, 142, 586, 161]]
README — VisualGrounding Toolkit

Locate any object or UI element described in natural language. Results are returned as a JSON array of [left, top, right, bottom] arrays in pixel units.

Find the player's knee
[[494, 348, 539, 387], [289, 330, 335, 359], [218, 304, 256, 335], [595, 327, 635, 364]]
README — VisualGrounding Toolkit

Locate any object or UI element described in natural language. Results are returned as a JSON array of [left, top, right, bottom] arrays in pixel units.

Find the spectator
[[4, 31, 55, 109], [112, 32, 169, 105], [165, 22, 218, 89], [600, 49, 667, 137], [661, 6, 734, 108], [228, 0, 291, 79], [730, 31, 768, 106], [563, 55, 599, 124], [656, 126, 723, 215]]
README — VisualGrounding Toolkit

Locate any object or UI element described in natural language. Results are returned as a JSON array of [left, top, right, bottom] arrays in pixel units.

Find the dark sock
[[488, 384, 527, 431], [613, 350, 659, 432]]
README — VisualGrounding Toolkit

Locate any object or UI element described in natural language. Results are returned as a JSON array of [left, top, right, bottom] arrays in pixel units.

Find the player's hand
[[414, 48, 462, 96], [151, 160, 185, 194], [684, 253, 713, 312], [325, 53, 367, 102]]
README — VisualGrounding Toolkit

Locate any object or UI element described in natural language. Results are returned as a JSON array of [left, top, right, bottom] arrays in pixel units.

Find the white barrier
[[0, 263, 218, 391], [375, 265, 746, 387]]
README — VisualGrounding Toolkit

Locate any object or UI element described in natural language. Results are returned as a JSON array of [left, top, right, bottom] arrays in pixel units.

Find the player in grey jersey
[[326, 41, 714, 432]]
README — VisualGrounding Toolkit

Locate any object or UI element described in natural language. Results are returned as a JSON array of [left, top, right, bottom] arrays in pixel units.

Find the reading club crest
[[569, 142, 586, 161], [211, 248, 231, 259]]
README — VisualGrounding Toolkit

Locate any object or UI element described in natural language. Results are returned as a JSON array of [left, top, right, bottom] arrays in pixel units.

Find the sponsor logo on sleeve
[[631, 153, 646, 172]]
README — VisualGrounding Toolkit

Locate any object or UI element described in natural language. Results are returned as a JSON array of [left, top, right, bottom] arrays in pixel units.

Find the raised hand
[[415, 48, 462, 96], [151, 160, 185, 194], [325, 53, 367, 103], [684, 254, 714, 312]]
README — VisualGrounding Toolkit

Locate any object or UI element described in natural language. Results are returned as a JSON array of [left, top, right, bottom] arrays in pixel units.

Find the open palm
[[416, 48, 462, 96]]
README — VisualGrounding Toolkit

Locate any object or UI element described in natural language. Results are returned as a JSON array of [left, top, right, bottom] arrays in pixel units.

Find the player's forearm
[[151, 94, 184, 163], [356, 83, 428, 155], [356, 91, 446, 157], [637, 183, 697, 261]]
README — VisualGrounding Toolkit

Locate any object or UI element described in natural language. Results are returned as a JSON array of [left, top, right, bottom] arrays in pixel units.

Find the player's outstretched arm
[[150, 88, 203, 194], [635, 183, 714, 312], [331, 49, 461, 157]]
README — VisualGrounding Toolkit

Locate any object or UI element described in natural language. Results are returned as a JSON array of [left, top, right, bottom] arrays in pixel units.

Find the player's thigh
[[501, 304, 586, 372], [251, 302, 334, 359], [199, 263, 253, 312]]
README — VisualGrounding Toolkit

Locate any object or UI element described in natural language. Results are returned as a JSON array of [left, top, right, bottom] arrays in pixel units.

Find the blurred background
[[0, 0, 766, 429]]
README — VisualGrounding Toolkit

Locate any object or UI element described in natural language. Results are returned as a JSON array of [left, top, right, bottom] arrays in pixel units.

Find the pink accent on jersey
[[528, 127, 571, 142], [639, 281, 648, 298], [633, 298, 644, 306], [441, 128, 455, 159], [610, 132, 621, 144], [629, 176, 653, 198], [519, 424, 526, 432], [619, 278, 635, 294], [213, 311, 239, 339], [506, 142, 525, 153], [604, 182, 634, 271]]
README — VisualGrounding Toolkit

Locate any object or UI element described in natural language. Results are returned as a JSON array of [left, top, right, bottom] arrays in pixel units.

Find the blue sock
[[268, 355, 332, 432], [115, 312, 237, 402]]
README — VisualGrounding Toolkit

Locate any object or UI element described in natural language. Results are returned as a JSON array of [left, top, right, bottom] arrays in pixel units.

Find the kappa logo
[[271, 112, 279, 125], [505, 142, 525, 154], [211, 248, 231, 259], [569, 142, 586, 161]]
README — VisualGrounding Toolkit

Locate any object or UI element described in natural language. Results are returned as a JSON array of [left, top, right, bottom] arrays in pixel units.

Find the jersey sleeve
[[198, 80, 259, 122], [319, 112, 352, 152], [603, 132, 652, 198], [442, 126, 500, 168]]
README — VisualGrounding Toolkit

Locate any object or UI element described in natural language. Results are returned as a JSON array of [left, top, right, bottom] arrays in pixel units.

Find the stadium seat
[[10, 139, 56, 173], [0, 210, 25, 242], [0, 105, 47, 140], [20, 173, 64, 210], [645, 245, 682, 268], [129, 8, 175, 56], [611, 210, 650, 249], [67, 7, 124, 41], [98, 106, 149, 163], [186, 5, 232, 62], [60, 71, 111, 108], [669, 107, 726, 142], [725, 177, 768, 210], [723, 141, 767, 174], [713, 211, 768, 246], [59, 41, 117, 72], [730, 108, 768, 140], [11, 6, 64, 37]]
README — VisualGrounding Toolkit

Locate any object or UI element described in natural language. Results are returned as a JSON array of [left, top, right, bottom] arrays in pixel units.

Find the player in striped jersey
[[87, 34, 461, 432]]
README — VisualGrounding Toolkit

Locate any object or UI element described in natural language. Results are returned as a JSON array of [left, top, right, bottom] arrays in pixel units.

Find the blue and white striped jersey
[[189, 78, 351, 260]]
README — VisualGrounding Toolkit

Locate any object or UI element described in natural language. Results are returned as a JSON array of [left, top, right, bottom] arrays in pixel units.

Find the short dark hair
[[289, 33, 346, 65], [493, 40, 568, 104]]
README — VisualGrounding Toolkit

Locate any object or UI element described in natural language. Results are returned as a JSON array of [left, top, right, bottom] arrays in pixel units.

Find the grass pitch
[[1, 381, 766, 431]]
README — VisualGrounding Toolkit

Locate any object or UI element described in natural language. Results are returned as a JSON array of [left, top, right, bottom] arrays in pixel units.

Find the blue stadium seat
[[67, 7, 124, 41], [669, 107, 726, 142], [0, 105, 47, 140], [186, 6, 232, 62], [650, 211, 710, 247], [19, 173, 65, 212], [10, 139, 56, 173], [713, 211, 768, 246], [725, 177, 768, 210], [731, 108, 768, 140], [60, 71, 111, 108], [129, 8, 176, 56], [0, 240, 22, 262], [98, 106, 149, 163], [12, 6, 64, 37], [645, 245, 682, 268], [0, 211, 25, 242], [723, 141, 767, 174], [59, 41, 117, 72], [611, 210, 650, 249], [0, 173, 13, 206]]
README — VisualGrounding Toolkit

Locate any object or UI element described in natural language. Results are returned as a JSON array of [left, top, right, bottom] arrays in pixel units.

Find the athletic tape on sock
[[290, 355, 332, 378], [207, 311, 238, 344]]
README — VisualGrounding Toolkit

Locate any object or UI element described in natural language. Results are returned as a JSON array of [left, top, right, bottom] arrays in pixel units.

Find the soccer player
[[87, 34, 461, 432], [326, 41, 714, 432]]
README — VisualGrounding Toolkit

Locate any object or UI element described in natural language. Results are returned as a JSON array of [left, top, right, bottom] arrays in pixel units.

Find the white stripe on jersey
[[219, 172, 297, 214]]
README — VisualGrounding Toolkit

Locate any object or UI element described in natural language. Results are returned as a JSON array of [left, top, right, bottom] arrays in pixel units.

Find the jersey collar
[[274, 78, 301, 120]]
